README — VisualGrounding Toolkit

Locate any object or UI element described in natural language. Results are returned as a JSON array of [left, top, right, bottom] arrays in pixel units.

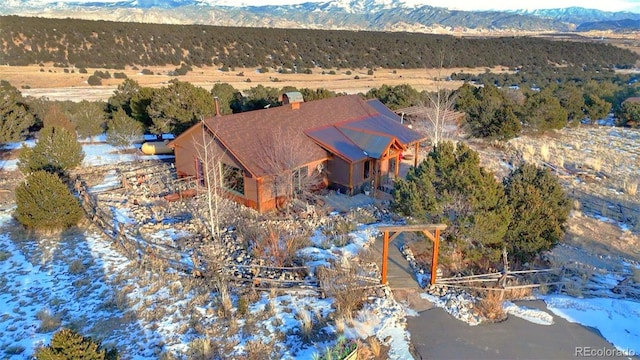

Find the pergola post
[[381, 230, 390, 285], [430, 228, 440, 285], [378, 224, 447, 286]]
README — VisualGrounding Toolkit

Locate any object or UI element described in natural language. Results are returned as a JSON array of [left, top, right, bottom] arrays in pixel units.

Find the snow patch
[[542, 295, 640, 354], [503, 301, 554, 325]]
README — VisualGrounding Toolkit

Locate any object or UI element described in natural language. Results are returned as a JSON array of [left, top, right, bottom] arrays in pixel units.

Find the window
[[292, 166, 308, 194], [222, 163, 244, 195], [195, 158, 205, 186], [364, 160, 372, 180]]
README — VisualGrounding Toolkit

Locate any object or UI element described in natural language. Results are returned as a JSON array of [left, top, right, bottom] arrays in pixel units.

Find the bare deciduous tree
[[256, 126, 322, 212], [191, 123, 231, 239], [418, 89, 458, 147], [415, 53, 458, 146]]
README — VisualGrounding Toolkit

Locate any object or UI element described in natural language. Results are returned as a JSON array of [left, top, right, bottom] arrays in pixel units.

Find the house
[[168, 93, 426, 213]]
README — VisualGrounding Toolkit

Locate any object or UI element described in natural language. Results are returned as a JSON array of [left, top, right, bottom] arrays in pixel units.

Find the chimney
[[213, 96, 221, 117], [279, 91, 304, 110]]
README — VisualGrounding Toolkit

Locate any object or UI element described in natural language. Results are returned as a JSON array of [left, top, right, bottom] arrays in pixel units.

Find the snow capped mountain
[[1, 0, 638, 32]]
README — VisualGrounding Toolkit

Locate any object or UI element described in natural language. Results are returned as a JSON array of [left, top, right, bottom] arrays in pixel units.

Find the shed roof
[[337, 127, 394, 159], [305, 126, 368, 162], [343, 114, 425, 145]]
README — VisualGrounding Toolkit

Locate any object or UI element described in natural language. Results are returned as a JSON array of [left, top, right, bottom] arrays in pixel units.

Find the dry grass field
[[1, 64, 499, 101]]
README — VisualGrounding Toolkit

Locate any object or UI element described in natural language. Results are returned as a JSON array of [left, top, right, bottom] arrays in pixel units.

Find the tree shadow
[[0, 218, 151, 358]]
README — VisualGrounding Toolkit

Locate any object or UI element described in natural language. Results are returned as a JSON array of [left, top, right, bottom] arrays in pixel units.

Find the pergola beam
[[378, 224, 447, 232], [379, 224, 447, 286]]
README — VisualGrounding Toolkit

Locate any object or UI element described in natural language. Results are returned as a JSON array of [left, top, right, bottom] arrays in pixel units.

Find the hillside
[[1, 16, 638, 70]]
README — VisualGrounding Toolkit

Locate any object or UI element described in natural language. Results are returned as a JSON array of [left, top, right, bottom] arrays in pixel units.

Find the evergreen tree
[[69, 100, 106, 142], [0, 81, 35, 143], [43, 104, 76, 133], [15, 171, 83, 230], [554, 84, 586, 125], [210, 83, 238, 115], [393, 142, 512, 270], [458, 84, 521, 140], [35, 328, 118, 360], [18, 126, 84, 175], [616, 100, 640, 128], [108, 79, 141, 117], [106, 108, 144, 150], [503, 163, 570, 264], [523, 87, 568, 132], [584, 93, 611, 124], [147, 79, 215, 135]]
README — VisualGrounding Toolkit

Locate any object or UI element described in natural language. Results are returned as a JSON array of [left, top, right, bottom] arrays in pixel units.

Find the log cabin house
[[168, 93, 426, 213]]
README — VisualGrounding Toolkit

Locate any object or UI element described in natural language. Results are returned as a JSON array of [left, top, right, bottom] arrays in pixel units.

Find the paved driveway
[[407, 300, 630, 360]]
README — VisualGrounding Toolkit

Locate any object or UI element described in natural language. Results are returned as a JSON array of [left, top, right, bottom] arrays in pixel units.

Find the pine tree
[[70, 100, 106, 142], [15, 171, 83, 230], [35, 328, 118, 360], [503, 163, 570, 264], [0, 81, 35, 143], [18, 126, 84, 175], [393, 142, 512, 270], [106, 108, 144, 150]]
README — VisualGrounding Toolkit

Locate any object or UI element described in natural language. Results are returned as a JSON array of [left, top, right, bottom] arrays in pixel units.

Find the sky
[[229, 0, 640, 13]]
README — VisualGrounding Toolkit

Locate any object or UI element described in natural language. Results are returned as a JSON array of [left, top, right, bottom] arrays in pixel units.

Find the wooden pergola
[[378, 224, 447, 286]]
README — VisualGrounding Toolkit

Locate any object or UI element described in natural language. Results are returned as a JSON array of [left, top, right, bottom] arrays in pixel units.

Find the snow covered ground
[[0, 138, 416, 358], [3, 134, 640, 358], [542, 295, 640, 355], [1, 134, 175, 171]]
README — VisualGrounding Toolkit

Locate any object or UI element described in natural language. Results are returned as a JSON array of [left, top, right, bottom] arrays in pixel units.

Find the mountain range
[[1, 0, 640, 33]]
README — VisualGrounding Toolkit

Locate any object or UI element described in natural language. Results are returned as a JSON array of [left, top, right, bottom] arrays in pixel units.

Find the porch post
[[395, 153, 400, 178], [414, 142, 419, 167]]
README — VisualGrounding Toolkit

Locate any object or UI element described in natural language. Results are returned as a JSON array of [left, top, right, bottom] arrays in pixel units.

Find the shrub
[[503, 163, 570, 264], [36, 308, 61, 333], [15, 171, 83, 230], [69, 259, 87, 274], [250, 225, 311, 267], [93, 70, 111, 79], [140, 69, 153, 75], [78, 68, 88, 74], [113, 72, 127, 79], [87, 75, 102, 86], [316, 266, 366, 321], [18, 126, 84, 175], [35, 328, 118, 360], [475, 291, 507, 323], [316, 335, 358, 360]]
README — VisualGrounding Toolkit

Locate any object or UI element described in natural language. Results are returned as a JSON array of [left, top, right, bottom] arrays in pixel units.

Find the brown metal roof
[[305, 126, 368, 162], [173, 94, 426, 178]]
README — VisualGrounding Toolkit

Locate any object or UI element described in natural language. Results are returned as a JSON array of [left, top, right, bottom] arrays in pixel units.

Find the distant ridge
[[1, 0, 639, 33], [577, 19, 640, 32]]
